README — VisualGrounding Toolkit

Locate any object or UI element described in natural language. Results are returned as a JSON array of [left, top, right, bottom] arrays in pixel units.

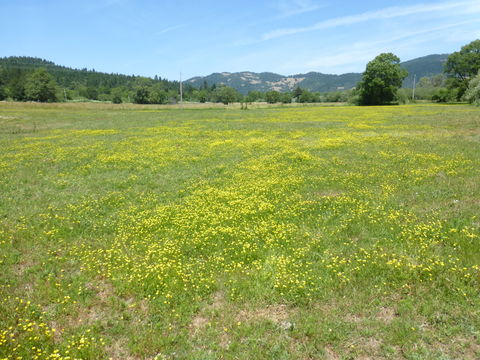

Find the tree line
[[1, 40, 480, 106], [0, 60, 354, 105]]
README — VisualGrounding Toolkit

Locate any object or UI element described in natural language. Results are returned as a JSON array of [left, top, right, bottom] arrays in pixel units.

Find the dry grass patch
[[189, 315, 209, 335], [344, 313, 364, 323], [324, 346, 340, 360], [189, 291, 225, 336], [376, 306, 398, 324], [236, 304, 293, 325], [314, 190, 344, 198], [107, 338, 142, 360]]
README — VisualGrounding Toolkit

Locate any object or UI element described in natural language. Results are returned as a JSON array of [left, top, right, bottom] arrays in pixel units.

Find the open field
[[0, 102, 479, 359], [0, 101, 348, 112]]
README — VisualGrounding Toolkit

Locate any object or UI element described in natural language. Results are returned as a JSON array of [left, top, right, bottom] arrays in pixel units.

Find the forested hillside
[[401, 54, 448, 87], [0, 56, 184, 103]]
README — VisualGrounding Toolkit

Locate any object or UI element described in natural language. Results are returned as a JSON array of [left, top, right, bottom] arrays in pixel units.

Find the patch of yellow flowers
[[1, 104, 479, 358]]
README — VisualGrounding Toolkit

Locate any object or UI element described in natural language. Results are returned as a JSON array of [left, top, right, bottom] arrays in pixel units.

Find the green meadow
[[0, 102, 479, 359]]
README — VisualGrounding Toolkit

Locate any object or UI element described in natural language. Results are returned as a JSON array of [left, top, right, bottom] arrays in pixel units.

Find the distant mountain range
[[187, 54, 449, 94]]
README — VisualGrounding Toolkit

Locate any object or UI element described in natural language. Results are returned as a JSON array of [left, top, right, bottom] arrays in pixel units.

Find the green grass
[[0, 102, 479, 359]]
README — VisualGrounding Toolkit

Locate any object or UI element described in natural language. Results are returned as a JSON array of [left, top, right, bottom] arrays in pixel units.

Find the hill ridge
[[187, 54, 449, 94]]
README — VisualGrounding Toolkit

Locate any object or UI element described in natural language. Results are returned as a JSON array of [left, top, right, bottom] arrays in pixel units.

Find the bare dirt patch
[[211, 291, 225, 309], [376, 306, 397, 324], [324, 346, 340, 360], [107, 338, 142, 360], [13, 258, 35, 276], [348, 337, 391, 360], [66, 280, 116, 328], [344, 313, 363, 323], [433, 336, 480, 359], [189, 291, 225, 336], [189, 315, 209, 335]]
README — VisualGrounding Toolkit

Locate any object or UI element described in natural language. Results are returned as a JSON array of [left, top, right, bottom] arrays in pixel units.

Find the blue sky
[[1, 0, 480, 80]]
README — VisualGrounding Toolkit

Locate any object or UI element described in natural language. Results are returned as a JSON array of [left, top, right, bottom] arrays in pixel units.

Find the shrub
[[432, 88, 453, 103]]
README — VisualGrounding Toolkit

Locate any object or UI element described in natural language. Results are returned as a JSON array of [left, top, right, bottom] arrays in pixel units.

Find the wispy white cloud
[[229, 16, 480, 77], [263, 0, 480, 40], [156, 24, 186, 36], [277, 0, 322, 17], [305, 19, 480, 69]]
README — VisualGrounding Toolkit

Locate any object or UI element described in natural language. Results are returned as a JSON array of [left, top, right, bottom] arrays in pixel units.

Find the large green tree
[[245, 90, 263, 103], [24, 68, 57, 102], [357, 53, 408, 105], [214, 85, 239, 105], [110, 87, 124, 104], [265, 90, 281, 104], [148, 88, 168, 104], [133, 86, 151, 104], [196, 89, 209, 103], [444, 39, 480, 98], [298, 89, 320, 103], [280, 92, 292, 104], [464, 71, 480, 105]]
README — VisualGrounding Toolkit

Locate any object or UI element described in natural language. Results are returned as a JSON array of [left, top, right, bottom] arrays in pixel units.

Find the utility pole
[[412, 74, 416, 101], [179, 72, 183, 108]]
